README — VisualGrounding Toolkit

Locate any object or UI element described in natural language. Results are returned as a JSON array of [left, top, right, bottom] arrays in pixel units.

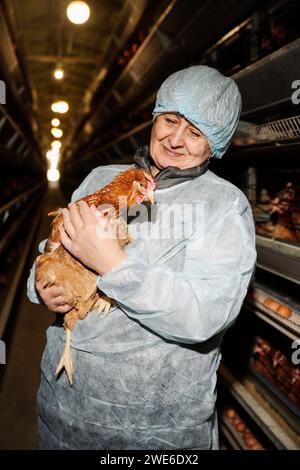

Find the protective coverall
[[27, 147, 256, 450]]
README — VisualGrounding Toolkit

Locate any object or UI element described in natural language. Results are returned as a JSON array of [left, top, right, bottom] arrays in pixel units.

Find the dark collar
[[134, 146, 210, 189]]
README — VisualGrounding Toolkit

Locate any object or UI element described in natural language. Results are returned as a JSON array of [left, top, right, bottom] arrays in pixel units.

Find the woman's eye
[[165, 117, 177, 124], [189, 128, 202, 137]]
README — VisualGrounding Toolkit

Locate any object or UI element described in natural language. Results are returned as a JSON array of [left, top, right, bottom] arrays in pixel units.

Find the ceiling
[[6, 0, 126, 149], [0, 0, 274, 176]]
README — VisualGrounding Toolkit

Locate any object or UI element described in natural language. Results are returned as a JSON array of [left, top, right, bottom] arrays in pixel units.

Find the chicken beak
[[146, 190, 155, 204]]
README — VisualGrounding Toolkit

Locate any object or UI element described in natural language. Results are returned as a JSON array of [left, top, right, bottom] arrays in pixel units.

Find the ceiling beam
[[27, 55, 98, 64], [21, 22, 112, 34]]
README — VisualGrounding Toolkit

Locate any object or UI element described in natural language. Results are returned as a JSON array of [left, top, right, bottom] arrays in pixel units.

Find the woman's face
[[150, 113, 211, 171]]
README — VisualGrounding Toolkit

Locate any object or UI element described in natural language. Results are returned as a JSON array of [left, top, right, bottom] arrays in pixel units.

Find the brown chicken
[[35, 168, 156, 384]]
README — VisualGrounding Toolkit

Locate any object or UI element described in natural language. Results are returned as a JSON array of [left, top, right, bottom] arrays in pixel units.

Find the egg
[[236, 422, 247, 433], [244, 436, 257, 448], [226, 408, 236, 419], [264, 298, 280, 311], [233, 417, 242, 429], [276, 305, 292, 318], [251, 443, 264, 450], [249, 289, 260, 301], [233, 137, 243, 146]]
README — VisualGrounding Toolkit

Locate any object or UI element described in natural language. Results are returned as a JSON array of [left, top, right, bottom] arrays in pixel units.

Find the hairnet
[[153, 65, 242, 158]]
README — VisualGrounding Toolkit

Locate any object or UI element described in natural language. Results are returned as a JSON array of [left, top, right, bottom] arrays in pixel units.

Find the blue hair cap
[[153, 65, 242, 158]]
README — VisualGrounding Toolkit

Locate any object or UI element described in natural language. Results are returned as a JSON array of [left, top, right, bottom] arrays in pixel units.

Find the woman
[[27, 65, 256, 450]]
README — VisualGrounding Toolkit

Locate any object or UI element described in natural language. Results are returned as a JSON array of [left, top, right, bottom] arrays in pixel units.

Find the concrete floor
[[0, 184, 66, 449]]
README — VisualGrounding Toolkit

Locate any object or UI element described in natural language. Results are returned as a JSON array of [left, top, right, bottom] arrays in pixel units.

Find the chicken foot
[[94, 295, 115, 315], [55, 328, 73, 385]]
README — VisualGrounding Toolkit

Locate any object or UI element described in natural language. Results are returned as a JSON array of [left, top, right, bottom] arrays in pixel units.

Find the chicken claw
[[55, 328, 73, 385], [95, 295, 114, 316]]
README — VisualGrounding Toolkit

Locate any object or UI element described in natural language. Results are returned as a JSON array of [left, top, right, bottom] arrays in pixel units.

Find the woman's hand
[[35, 280, 73, 313], [59, 201, 127, 276]]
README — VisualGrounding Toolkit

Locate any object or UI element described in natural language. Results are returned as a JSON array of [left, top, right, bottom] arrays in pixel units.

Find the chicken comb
[[143, 171, 156, 191]]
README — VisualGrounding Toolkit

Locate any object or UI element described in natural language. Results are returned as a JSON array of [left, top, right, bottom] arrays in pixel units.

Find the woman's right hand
[[35, 281, 73, 313]]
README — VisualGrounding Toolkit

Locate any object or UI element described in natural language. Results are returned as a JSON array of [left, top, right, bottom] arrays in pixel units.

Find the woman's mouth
[[162, 145, 183, 156]]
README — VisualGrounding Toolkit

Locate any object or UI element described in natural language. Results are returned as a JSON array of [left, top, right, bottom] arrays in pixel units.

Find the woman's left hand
[[59, 201, 127, 276]]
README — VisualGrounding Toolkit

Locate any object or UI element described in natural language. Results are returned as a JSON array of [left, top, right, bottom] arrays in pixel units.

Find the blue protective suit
[[27, 152, 256, 450]]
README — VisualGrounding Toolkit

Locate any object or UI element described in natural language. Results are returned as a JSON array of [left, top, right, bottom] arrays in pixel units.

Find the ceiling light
[[49, 154, 60, 167], [54, 68, 64, 80], [47, 169, 60, 182], [47, 149, 60, 170], [51, 140, 62, 149], [46, 148, 60, 162], [50, 147, 60, 157], [51, 128, 63, 138], [51, 118, 60, 127], [67, 1, 90, 24], [51, 101, 69, 113]]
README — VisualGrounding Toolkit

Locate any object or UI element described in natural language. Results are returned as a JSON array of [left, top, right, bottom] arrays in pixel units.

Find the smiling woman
[[27, 65, 256, 450]]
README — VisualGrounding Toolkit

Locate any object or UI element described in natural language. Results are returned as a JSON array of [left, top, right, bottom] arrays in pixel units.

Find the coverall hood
[[153, 65, 242, 158]]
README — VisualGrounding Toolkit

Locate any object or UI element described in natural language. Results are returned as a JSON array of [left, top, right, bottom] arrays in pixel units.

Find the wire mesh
[[249, 115, 300, 143]]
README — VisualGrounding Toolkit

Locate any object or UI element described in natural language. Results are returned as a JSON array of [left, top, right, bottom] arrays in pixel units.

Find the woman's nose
[[169, 127, 185, 147]]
